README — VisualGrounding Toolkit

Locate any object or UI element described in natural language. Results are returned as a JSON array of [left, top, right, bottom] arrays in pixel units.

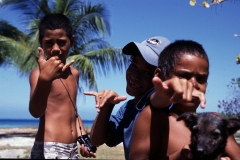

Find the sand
[[0, 137, 34, 158], [0, 128, 37, 158]]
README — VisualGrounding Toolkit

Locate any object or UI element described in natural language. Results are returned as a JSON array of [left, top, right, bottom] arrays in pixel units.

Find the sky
[[0, 0, 240, 120]]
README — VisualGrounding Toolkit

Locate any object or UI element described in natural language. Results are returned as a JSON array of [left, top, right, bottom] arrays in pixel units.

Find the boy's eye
[[196, 76, 207, 84], [176, 73, 190, 80], [45, 41, 53, 45], [130, 63, 137, 69], [144, 71, 152, 77], [58, 40, 66, 46]]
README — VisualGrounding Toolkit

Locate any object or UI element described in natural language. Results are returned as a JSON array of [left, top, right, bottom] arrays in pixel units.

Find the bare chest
[[167, 116, 191, 155]]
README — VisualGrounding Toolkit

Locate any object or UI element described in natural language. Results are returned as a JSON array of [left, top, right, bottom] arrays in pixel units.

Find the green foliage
[[0, 0, 129, 91], [218, 78, 240, 119], [219, 111, 239, 119], [234, 132, 240, 138]]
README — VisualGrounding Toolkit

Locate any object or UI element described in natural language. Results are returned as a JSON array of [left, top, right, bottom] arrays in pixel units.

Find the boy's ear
[[70, 35, 75, 47], [154, 68, 164, 80]]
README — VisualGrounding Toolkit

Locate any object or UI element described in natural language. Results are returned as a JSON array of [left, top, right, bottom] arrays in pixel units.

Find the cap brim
[[122, 42, 158, 66]]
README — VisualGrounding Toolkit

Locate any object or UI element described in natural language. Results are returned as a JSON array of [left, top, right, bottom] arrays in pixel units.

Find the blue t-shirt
[[105, 88, 155, 160]]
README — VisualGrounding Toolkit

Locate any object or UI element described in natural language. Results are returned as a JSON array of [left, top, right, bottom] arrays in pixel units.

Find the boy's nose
[[131, 71, 141, 80], [51, 44, 61, 55], [191, 78, 200, 90]]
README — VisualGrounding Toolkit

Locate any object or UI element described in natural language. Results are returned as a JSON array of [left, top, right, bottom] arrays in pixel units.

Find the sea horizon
[[0, 118, 94, 128]]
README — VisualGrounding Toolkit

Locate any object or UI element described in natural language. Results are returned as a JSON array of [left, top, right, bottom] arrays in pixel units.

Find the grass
[[81, 145, 124, 159], [18, 144, 124, 159]]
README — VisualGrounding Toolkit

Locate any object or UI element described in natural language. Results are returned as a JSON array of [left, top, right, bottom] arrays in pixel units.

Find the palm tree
[[0, 0, 129, 91]]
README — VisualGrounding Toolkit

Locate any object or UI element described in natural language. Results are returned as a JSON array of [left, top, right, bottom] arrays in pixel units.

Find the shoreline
[[0, 127, 38, 138]]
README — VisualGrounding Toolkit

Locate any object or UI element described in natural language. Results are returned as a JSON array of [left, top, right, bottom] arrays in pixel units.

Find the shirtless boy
[[129, 40, 240, 160], [84, 36, 170, 159], [28, 13, 95, 159]]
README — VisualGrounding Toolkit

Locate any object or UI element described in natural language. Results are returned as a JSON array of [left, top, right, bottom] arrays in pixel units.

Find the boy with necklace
[[28, 13, 96, 159]]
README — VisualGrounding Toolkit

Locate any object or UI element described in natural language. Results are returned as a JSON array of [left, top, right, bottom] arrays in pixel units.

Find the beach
[[0, 127, 124, 159], [0, 127, 37, 158], [2, 127, 238, 159]]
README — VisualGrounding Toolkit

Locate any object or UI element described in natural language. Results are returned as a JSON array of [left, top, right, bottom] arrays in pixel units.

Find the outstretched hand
[[152, 76, 206, 109], [84, 90, 127, 112], [37, 47, 74, 81]]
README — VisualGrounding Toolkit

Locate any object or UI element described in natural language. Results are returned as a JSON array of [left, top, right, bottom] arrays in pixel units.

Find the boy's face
[[170, 54, 208, 109], [126, 54, 156, 100], [39, 29, 74, 64]]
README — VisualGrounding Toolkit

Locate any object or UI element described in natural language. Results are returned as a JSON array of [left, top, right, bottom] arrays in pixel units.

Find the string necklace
[[59, 77, 83, 135]]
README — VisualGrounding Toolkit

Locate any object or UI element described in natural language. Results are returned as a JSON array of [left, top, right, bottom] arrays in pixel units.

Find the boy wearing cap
[[83, 36, 170, 159]]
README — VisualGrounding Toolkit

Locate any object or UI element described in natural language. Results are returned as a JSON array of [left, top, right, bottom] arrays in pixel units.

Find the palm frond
[[0, 35, 38, 74], [0, 20, 29, 41], [68, 54, 97, 90]]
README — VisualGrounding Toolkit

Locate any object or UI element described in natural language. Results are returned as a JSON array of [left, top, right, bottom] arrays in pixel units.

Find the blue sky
[[0, 0, 240, 120]]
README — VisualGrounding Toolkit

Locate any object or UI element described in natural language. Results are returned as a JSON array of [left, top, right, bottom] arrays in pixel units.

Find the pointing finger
[[84, 91, 98, 96], [113, 96, 127, 104], [193, 90, 206, 109], [62, 60, 74, 72]]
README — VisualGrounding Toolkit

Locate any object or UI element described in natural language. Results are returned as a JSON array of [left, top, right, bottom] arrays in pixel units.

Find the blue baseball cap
[[122, 36, 171, 67]]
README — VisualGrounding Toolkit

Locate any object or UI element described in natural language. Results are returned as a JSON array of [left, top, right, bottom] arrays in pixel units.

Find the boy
[[84, 36, 171, 159], [28, 13, 95, 159], [129, 40, 240, 159]]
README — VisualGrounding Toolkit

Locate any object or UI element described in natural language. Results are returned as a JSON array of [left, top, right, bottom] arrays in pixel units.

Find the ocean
[[0, 119, 94, 128]]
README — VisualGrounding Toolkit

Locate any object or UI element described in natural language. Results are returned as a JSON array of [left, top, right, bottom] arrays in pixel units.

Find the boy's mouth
[[130, 81, 140, 89]]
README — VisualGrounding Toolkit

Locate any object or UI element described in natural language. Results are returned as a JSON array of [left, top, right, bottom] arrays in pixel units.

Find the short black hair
[[38, 13, 73, 42], [158, 40, 209, 80]]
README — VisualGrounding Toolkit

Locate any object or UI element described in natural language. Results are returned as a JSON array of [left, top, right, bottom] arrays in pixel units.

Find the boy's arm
[[29, 47, 74, 118], [129, 105, 152, 160], [90, 103, 115, 146], [77, 115, 97, 158], [225, 135, 240, 160], [29, 68, 52, 118], [166, 145, 196, 160], [84, 90, 127, 146], [150, 76, 206, 109], [130, 105, 168, 160]]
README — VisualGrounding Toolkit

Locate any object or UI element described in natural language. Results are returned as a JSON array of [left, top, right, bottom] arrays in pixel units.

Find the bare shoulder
[[30, 67, 39, 75], [140, 105, 169, 129], [69, 66, 79, 78], [29, 67, 39, 80]]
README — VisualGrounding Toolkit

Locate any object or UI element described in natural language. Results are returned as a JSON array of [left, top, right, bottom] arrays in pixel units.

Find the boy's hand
[[84, 90, 127, 112], [152, 76, 206, 109], [180, 145, 193, 160], [79, 144, 96, 158], [37, 47, 74, 81], [179, 145, 231, 160]]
